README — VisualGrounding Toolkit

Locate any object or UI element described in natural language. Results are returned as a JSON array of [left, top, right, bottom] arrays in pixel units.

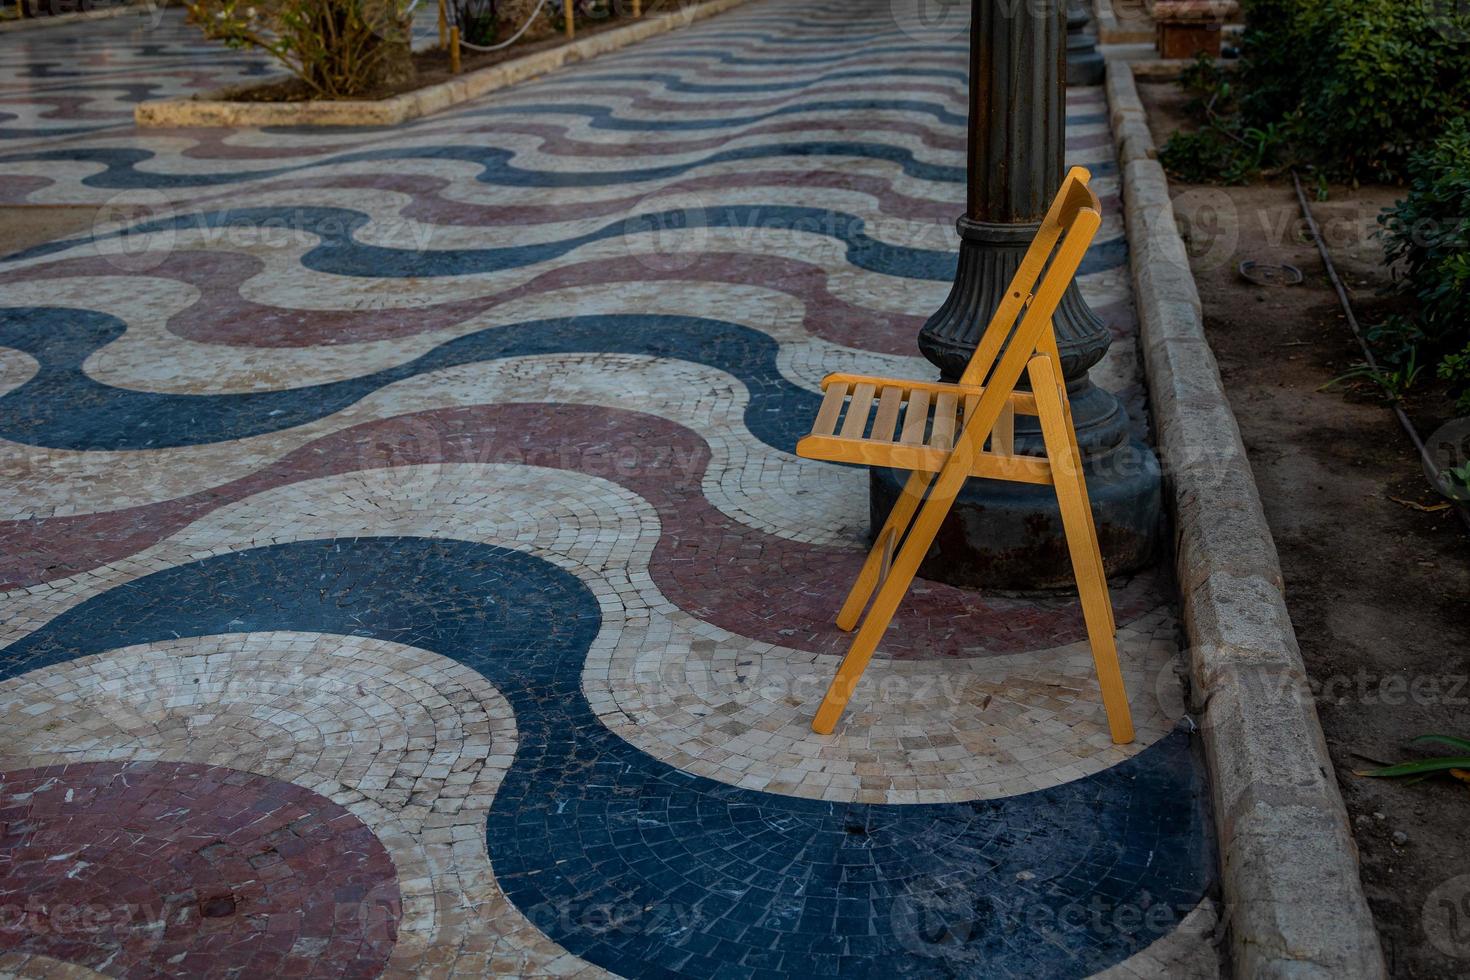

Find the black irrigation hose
[[1290, 171, 1470, 536]]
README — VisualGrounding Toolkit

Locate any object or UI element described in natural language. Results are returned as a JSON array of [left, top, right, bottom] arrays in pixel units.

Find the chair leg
[[1041, 333, 1114, 634], [812, 476, 957, 735], [1058, 393, 1116, 634], [1028, 355, 1135, 744], [836, 469, 934, 631]]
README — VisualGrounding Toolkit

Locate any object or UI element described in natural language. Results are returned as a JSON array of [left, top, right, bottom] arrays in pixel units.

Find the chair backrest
[[956, 167, 1103, 390]]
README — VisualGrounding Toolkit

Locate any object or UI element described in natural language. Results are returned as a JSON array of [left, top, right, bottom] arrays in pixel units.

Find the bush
[[189, 0, 415, 99], [455, 0, 501, 46], [1157, 55, 1288, 185], [1237, 0, 1470, 181], [1378, 119, 1470, 408]]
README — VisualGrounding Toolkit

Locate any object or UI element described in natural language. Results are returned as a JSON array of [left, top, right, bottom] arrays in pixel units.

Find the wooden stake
[[632, 0, 641, 16], [437, 0, 447, 49], [449, 26, 461, 74], [563, 0, 575, 38]]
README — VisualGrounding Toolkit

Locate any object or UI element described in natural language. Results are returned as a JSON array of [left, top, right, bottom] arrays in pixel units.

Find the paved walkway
[[0, 2, 1218, 977]]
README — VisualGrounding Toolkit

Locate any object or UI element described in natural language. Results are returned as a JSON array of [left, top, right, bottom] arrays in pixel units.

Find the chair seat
[[795, 372, 1054, 485]]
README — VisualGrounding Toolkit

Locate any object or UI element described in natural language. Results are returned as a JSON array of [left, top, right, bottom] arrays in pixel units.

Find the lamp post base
[[1067, 0, 1106, 86], [868, 439, 1162, 590]]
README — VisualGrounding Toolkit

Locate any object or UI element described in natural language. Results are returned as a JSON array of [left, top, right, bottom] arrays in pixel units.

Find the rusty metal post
[[449, 25, 461, 72], [438, 0, 448, 49], [564, 0, 575, 37]]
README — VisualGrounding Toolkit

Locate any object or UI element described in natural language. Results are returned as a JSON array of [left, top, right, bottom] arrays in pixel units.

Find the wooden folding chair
[[795, 167, 1135, 744]]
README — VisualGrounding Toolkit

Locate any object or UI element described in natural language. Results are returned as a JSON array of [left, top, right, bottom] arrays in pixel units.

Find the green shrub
[[1378, 119, 1470, 409], [1159, 122, 1288, 185], [189, 0, 415, 99], [1237, 0, 1470, 181], [1158, 55, 1289, 184], [1232, 0, 1314, 130], [455, 0, 501, 46], [1159, 126, 1249, 184]]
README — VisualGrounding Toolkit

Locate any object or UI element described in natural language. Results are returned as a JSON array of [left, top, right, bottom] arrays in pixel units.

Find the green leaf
[[1357, 756, 1470, 778], [1413, 734, 1470, 752]]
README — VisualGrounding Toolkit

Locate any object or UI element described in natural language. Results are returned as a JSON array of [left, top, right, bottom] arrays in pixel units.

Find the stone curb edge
[[1104, 60, 1387, 979], [1092, 0, 1154, 45], [135, 0, 753, 128], [0, 0, 162, 33]]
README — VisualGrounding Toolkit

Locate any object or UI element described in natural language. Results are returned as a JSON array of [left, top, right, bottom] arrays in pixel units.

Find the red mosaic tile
[[0, 761, 399, 979]]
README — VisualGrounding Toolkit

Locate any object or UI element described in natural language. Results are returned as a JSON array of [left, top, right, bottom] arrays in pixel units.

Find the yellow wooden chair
[[796, 166, 1135, 744]]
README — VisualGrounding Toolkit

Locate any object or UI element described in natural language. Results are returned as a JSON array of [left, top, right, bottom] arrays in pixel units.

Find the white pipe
[[453, 0, 554, 52]]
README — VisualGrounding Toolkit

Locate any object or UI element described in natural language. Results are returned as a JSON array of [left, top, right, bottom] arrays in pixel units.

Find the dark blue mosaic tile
[[0, 537, 1215, 978]]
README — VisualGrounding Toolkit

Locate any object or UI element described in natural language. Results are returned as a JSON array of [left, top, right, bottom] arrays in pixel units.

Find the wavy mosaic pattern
[[0, 2, 1219, 977]]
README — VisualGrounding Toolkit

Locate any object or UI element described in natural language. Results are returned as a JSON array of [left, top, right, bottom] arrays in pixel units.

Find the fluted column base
[[892, 219, 1163, 589], [870, 441, 1162, 591], [1067, 0, 1106, 86], [916, 218, 1127, 458]]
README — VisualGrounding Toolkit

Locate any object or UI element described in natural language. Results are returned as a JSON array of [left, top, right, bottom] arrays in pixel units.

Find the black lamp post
[[871, 0, 1160, 589]]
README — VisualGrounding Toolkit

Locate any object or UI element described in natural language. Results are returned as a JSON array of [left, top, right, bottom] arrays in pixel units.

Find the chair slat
[[840, 383, 877, 438], [963, 393, 980, 423], [899, 389, 930, 445], [992, 401, 1015, 455], [812, 382, 849, 436], [794, 434, 1054, 484], [817, 373, 1042, 415], [871, 385, 904, 442], [930, 392, 959, 450]]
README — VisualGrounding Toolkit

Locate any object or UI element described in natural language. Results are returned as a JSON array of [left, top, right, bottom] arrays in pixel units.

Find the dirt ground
[[1139, 81, 1470, 978]]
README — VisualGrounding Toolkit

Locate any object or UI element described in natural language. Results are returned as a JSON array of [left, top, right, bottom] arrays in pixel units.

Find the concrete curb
[[1093, 0, 1154, 44], [1130, 58, 1229, 81], [135, 0, 753, 128], [0, 0, 161, 33], [1105, 60, 1387, 979]]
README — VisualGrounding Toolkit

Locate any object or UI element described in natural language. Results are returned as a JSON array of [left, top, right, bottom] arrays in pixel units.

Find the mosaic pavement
[[0, 2, 1221, 977]]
